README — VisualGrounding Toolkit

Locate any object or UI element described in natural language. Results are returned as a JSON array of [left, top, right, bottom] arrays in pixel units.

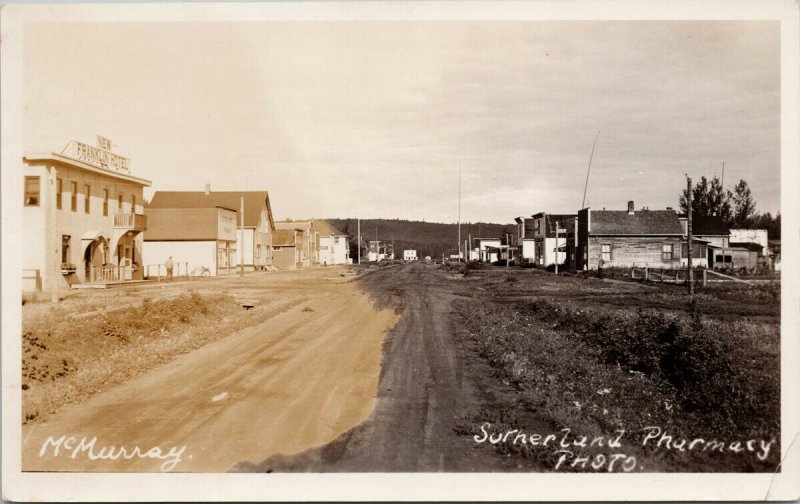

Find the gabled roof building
[[275, 220, 318, 268], [577, 201, 684, 270], [146, 188, 276, 272], [313, 220, 351, 266]]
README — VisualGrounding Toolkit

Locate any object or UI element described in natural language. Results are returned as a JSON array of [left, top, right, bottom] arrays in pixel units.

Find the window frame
[[103, 189, 109, 216], [662, 243, 674, 261], [61, 235, 71, 264], [84, 184, 91, 214], [24, 176, 41, 207], [70, 181, 78, 212], [56, 178, 63, 209], [601, 243, 612, 263]]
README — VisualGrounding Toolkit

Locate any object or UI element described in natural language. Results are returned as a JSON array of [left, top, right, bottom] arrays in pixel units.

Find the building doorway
[[83, 237, 108, 282]]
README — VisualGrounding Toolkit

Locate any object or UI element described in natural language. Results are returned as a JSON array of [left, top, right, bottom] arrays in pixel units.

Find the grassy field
[[449, 264, 780, 472]]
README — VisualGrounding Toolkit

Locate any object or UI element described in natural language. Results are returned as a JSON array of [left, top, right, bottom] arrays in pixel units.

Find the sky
[[23, 21, 780, 223]]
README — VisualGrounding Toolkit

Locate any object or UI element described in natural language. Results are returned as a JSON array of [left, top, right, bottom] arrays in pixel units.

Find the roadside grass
[[22, 292, 288, 424], [468, 267, 780, 322], [452, 279, 780, 471]]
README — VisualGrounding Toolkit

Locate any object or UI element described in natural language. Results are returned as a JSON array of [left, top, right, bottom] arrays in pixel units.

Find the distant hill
[[324, 218, 513, 260]]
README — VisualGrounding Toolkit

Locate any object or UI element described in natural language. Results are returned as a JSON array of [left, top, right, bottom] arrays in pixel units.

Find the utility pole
[[581, 131, 601, 209], [687, 176, 694, 296], [49, 166, 59, 303], [468, 233, 472, 262], [357, 218, 361, 264], [720, 161, 727, 273], [458, 167, 462, 263], [505, 232, 509, 268], [239, 196, 244, 277], [555, 220, 560, 275], [573, 216, 579, 272]]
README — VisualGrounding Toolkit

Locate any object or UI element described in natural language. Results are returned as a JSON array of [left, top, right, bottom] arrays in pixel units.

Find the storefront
[[143, 206, 238, 276]]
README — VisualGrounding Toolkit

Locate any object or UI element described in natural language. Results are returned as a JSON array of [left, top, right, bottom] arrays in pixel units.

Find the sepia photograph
[[2, 1, 799, 501]]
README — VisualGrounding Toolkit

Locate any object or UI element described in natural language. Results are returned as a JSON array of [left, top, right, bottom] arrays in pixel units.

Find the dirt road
[[235, 261, 523, 472], [22, 267, 399, 472]]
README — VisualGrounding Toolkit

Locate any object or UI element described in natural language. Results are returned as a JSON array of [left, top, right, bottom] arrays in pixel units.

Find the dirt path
[[235, 262, 521, 472], [22, 268, 399, 472]]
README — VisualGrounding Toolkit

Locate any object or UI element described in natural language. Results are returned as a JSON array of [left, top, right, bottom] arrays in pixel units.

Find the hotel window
[[84, 184, 91, 213], [24, 176, 40, 206], [131, 195, 136, 214], [117, 193, 123, 213], [61, 235, 71, 264], [103, 189, 109, 216], [601, 244, 612, 262], [71, 181, 78, 211], [662, 243, 674, 261], [56, 178, 63, 209]]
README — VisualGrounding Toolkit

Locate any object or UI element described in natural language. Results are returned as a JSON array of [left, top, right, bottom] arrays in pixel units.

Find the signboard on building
[[217, 208, 238, 242], [68, 137, 130, 173], [96, 135, 112, 151]]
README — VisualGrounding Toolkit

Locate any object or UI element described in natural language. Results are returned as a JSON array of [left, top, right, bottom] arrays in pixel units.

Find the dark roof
[[275, 221, 312, 232], [685, 215, 730, 236], [144, 207, 234, 241], [312, 219, 347, 237], [147, 191, 274, 230], [272, 229, 299, 246], [590, 210, 683, 235], [729, 242, 764, 253], [545, 214, 576, 236]]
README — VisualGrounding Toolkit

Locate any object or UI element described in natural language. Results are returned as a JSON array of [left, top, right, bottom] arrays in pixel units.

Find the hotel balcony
[[113, 212, 148, 231]]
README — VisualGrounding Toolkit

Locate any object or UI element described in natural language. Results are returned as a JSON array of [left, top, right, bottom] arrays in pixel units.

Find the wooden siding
[[586, 236, 683, 269]]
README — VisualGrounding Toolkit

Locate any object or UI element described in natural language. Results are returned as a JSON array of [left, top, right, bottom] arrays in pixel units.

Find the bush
[[455, 294, 779, 470], [523, 298, 778, 434]]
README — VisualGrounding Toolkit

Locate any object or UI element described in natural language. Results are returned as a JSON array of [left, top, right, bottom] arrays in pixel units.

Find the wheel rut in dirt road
[[22, 269, 398, 472], [235, 262, 518, 472]]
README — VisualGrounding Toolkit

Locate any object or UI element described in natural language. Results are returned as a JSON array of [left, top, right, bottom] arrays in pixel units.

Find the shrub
[[522, 297, 778, 436]]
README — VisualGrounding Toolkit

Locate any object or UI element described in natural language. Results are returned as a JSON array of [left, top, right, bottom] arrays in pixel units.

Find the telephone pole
[[357, 218, 361, 264], [239, 196, 244, 277], [555, 220, 561, 275], [49, 167, 59, 303], [687, 176, 694, 296], [505, 232, 510, 268], [458, 167, 462, 262]]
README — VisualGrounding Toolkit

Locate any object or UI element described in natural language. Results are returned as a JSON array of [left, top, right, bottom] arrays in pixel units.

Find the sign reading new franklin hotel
[[22, 136, 151, 295]]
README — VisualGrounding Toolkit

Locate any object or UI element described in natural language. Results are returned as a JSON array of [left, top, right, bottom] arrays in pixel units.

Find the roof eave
[[24, 152, 152, 187]]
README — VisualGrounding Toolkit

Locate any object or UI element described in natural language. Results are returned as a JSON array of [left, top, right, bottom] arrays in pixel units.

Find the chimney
[[627, 200, 635, 214], [205, 182, 211, 195]]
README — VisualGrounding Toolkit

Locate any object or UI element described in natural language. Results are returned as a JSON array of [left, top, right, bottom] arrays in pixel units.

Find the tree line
[[679, 176, 780, 239]]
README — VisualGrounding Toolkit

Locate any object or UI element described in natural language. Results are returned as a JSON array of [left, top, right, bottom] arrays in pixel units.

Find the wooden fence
[[630, 267, 769, 287], [631, 267, 688, 284], [145, 262, 190, 280]]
